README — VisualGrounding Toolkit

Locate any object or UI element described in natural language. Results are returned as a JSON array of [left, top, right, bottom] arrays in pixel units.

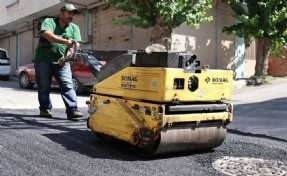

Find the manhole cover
[[212, 156, 287, 176]]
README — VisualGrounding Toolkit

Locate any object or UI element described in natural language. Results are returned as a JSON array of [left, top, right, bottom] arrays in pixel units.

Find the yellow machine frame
[[88, 66, 233, 155]]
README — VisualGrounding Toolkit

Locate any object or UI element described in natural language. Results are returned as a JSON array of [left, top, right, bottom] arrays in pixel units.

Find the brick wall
[[268, 49, 287, 77]]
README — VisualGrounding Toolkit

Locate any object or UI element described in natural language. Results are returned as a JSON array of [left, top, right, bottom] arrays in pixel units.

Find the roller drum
[[146, 125, 227, 155]]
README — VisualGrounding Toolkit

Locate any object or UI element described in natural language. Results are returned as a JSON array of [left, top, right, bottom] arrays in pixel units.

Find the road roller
[[74, 48, 233, 156]]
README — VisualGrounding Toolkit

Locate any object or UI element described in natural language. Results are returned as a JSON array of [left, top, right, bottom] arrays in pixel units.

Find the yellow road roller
[[83, 50, 233, 156]]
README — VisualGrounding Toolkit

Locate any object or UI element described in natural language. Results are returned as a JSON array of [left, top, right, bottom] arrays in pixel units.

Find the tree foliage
[[223, 0, 287, 76], [105, 0, 213, 43]]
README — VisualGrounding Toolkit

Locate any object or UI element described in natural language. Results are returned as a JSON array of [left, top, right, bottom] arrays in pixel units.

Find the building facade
[[0, 0, 256, 78]]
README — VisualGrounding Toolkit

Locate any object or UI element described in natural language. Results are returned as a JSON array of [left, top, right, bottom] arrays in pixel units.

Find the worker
[[34, 3, 83, 120]]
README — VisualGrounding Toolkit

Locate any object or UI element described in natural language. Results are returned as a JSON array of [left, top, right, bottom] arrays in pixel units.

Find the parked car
[[0, 48, 11, 80], [16, 61, 100, 94]]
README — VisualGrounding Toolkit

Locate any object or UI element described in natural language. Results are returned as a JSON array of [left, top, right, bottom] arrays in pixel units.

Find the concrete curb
[[232, 79, 247, 91]]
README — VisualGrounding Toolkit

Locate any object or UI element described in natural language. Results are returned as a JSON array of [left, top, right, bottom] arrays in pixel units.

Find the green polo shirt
[[34, 17, 82, 63]]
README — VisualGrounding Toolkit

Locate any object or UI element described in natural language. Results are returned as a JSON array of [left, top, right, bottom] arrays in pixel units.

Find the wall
[[92, 4, 131, 50], [268, 49, 287, 77], [19, 30, 33, 65], [91, 2, 236, 73], [0, 0, 60, 26], [130, 27, 151, 50], [0, 3, 87, 76], [172, 2, 235, 70], [217, 3, 235, 70], [74, 12, 85, 40], [244, 41, 256, 77]]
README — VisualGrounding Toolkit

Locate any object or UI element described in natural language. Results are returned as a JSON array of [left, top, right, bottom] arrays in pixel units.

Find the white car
[[0, 48, 11, 80]]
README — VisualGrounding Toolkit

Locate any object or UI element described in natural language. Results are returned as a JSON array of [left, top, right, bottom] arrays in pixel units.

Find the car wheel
[[19, 72, 34, 89], [72, 77, 85, 94]]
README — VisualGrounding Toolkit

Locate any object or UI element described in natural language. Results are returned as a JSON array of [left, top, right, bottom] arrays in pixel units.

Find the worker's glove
[[57, 57, 66, 66]]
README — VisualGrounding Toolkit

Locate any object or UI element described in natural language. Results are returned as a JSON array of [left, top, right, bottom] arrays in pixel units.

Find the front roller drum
[[139, 125, 227, 156]]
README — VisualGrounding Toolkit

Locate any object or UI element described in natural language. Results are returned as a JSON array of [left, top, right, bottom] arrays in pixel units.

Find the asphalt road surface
[[0, 78, 286, 176]]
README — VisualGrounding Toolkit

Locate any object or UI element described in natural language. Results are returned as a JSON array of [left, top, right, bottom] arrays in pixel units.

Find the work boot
[[67, 110, 83, 120], [40, 110, 52, 118]]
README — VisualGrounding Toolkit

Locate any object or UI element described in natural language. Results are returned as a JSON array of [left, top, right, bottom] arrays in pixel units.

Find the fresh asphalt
[[0, 77, 286, 176], [231, 78, 287, 141]]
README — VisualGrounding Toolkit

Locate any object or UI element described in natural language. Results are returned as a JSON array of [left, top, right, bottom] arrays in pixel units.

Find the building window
[[5, 0, 18, 7]]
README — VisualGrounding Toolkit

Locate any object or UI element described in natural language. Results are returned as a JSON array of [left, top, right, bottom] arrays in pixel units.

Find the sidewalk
[[0, 77, 89, 109]]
